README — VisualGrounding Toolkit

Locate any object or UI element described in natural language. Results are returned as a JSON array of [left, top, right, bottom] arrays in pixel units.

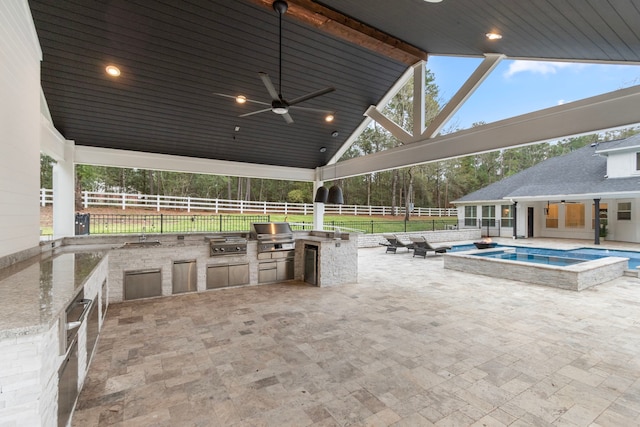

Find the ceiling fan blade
[[282, 112, 294, 124], [288, 87, 335, 106], [258, 72, 280, 101], [213, 93, 270, 106], [239, 108, 272, 118]]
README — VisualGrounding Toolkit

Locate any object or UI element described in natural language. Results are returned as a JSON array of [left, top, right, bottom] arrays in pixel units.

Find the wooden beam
[[246, 0, 428, 65]]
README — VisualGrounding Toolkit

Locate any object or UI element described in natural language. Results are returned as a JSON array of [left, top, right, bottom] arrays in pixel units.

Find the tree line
[[40, 68, 638, 213]]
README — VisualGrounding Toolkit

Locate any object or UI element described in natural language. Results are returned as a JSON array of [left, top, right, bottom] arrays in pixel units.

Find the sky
[[426, 56, 640, 131]]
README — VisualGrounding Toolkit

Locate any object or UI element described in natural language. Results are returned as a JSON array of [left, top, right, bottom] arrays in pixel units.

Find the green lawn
[[42, 212, 458, 236]]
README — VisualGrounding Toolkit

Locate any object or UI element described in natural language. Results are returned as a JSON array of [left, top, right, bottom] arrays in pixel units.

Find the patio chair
[[409, 236, 451, 258], [380, 234, 414, 253]]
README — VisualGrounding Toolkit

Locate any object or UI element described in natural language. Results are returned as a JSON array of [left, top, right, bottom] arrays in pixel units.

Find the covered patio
[[73, 240, 640, 426]]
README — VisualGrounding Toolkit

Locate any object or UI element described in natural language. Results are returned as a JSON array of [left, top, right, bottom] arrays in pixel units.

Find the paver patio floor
[[73, 241, 640, 426]]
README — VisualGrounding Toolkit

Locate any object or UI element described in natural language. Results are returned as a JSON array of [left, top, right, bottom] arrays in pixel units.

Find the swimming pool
[[474, 251, 586, 267], [444, 246, 629, 291], [451, 244, 640, 270]]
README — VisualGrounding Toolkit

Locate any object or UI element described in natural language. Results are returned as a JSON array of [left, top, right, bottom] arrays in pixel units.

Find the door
[[124, 269, 162, 300], [207, 265, 229, 289], [527, 207, 534, 238], [229, 264, 249, 286], [172, 260, 197, 294], [304, 245, 318, 285]]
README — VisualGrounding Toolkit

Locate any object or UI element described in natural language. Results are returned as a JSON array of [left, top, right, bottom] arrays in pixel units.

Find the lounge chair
[[409, 236, 451, 258], [380, 234, 414, 253]]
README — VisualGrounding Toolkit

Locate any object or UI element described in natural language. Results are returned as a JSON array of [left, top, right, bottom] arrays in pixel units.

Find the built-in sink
[[122, 241, 162, 248]]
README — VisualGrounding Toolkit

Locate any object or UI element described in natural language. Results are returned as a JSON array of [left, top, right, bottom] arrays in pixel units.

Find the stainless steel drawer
[[258, 262, 277, 283], [58, 339, 78, 427]]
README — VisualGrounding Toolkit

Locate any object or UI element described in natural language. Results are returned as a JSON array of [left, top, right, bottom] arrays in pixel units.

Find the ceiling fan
[[216, 0, 335, 124]]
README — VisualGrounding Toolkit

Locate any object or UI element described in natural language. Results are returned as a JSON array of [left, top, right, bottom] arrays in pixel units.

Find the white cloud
[[557, 99, 566, 105], [504, 60, 579, 78]]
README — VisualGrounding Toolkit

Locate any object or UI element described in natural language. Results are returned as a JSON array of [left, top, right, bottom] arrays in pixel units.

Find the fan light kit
[[105, 65, 121, 77], [215, 0, 335, 124]]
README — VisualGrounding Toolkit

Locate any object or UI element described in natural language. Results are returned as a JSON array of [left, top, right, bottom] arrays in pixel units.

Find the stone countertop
[[294, 231, 352, 242], [296, 236, 345, 244], [0, 250, 105, 339]]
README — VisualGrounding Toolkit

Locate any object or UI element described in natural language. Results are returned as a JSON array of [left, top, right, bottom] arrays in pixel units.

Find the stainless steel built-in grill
[[252, 222, 296, 283], [251, 222, 295, 253], [208, 235, 248, 256]]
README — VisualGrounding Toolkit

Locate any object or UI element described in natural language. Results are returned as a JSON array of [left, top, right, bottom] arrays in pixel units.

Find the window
[[464, 206, 477, 227], [618, 202, 632, 220], [591, 203, 608, 229], [565, 203, 585, 228], [501, 205, 513, 227], [637, 152, 640, 171], [481, 205, 495, 227], [546, 203, 558, 228]]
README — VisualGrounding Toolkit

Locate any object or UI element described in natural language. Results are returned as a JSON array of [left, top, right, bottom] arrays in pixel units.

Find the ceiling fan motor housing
[[271, 99, 289, 114]]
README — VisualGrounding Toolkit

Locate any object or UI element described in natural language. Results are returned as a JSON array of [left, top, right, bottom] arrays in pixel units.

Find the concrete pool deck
[[73, 238, 640, 426]]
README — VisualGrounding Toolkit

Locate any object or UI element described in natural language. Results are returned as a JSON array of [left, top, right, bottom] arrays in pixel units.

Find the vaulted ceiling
[[29, 0, 640, 173]]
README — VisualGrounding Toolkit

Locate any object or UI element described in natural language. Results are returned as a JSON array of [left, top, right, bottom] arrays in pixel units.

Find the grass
[[42, 211, 458, 236]]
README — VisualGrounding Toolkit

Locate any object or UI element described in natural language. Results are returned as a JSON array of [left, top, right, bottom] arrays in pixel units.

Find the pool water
[[474, 251, 585, 267], [451, 244, 640, 269]]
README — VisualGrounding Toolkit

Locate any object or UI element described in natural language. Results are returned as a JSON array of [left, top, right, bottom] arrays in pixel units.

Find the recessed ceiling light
[[325, 114, 334, 122], [320, 147, 327, 153], [105, 65, 121, 77], [486, 32, 503, 40], [423, 0, 443, 2], [235, 95, 247, 104]]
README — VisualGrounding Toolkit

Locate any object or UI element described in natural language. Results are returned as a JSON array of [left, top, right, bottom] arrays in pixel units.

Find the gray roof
[[596, 133, 640, 154], [454, 139, 640, 204]]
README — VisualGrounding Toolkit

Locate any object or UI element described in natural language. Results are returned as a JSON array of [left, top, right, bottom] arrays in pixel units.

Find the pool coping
[[444, 247, 628, 291]]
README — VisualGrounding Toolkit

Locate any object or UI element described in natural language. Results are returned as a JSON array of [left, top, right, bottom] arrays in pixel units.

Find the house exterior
[[453, 135, 640, 243]]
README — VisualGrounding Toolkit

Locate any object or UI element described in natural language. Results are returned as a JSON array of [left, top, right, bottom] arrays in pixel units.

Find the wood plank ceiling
[[29, 0, 640, 171]]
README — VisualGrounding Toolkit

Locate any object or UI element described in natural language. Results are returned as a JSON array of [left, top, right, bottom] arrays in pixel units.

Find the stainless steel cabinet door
[[172, 260, 197, 294]]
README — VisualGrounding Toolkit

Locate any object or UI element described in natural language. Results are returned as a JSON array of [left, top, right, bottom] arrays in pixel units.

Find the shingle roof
[[454, 139, 640, 204], [596, 133, 640, 153]]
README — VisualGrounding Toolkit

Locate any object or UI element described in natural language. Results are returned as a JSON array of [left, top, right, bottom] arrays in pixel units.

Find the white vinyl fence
[[39, 189, 457, 217]]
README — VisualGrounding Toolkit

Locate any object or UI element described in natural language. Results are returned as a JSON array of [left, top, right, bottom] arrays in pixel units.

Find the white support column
[[413, 61, 426, 137], [313, 181, 325, 230], [53, 141, 75, 238]]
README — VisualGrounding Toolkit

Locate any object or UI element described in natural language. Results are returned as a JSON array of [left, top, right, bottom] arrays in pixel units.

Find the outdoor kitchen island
[[0, 224, 356, 426], [102, 224, 358, 303], [294, 230, 358, 287]]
